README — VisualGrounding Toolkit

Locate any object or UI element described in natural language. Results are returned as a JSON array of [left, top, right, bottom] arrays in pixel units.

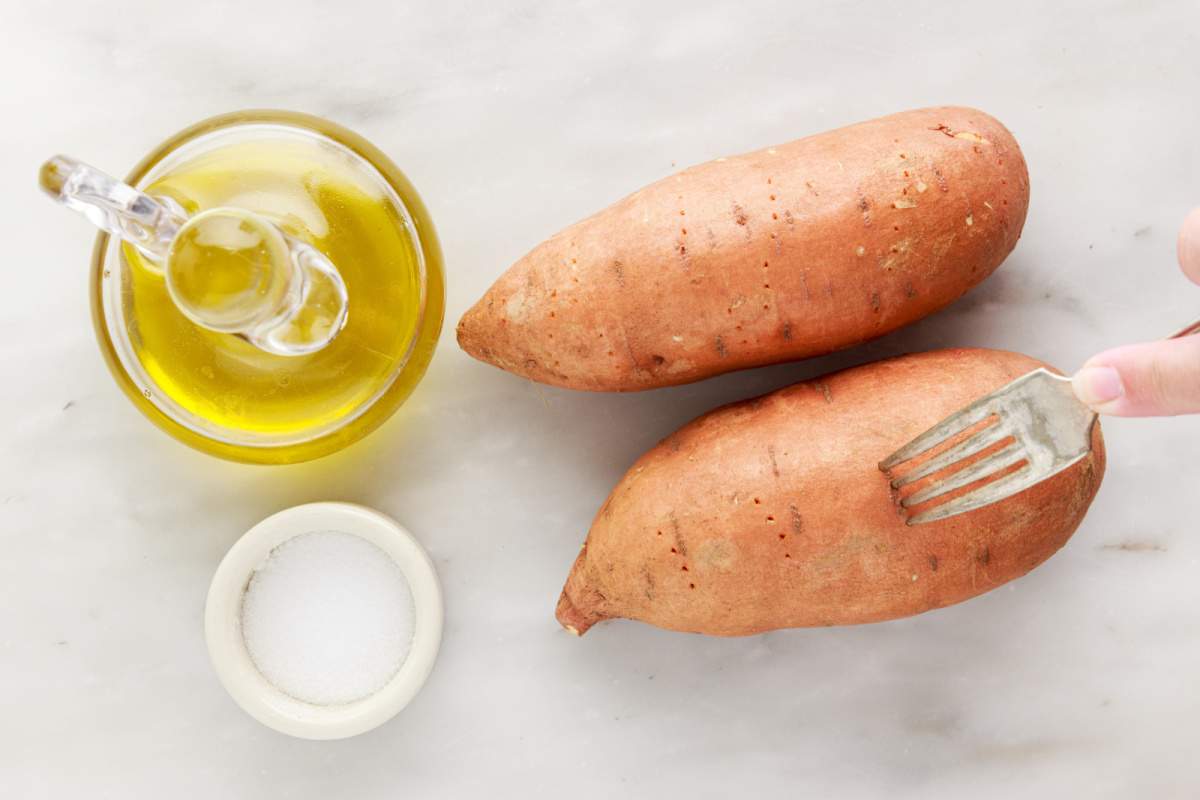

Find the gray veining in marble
[[2, 1, 1199, 797]]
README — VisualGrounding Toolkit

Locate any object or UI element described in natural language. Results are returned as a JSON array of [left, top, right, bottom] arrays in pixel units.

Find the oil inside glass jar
[[121, 134, 424, 441]]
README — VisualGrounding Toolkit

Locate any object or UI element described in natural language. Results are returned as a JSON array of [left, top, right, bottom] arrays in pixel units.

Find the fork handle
[[1170, 318, 1200, 339]]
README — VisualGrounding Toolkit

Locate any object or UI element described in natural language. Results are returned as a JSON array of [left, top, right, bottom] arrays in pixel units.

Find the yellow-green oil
[[98, 117, 444, 464]]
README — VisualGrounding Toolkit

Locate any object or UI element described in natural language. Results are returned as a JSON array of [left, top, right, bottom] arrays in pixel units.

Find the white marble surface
[[3, 1, 1199, 797]]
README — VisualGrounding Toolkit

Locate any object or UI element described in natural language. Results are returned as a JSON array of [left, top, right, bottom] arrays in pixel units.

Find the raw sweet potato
[[557, 348, 1104, 637], [459, 107, 1029, 391]]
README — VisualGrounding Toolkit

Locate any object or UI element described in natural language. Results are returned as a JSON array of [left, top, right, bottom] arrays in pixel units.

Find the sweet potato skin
[[557, 349, 1105, 636], [459, 107, 1029, 391]]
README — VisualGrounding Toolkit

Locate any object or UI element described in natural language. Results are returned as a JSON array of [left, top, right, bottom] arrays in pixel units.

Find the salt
[[240, 530, 414, 706]]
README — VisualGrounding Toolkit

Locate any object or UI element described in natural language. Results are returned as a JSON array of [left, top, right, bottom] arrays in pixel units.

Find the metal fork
[[880, 318, 1200, 525]]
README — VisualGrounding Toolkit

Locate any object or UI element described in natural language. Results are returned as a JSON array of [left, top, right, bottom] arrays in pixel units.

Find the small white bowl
[[205, 502, 443, 740]]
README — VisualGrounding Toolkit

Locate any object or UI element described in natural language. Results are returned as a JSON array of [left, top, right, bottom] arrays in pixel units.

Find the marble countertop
[[3, 1, 1199, 797]]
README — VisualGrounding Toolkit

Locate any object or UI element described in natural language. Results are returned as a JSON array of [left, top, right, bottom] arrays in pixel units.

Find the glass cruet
[[38, 111, 445, 464]]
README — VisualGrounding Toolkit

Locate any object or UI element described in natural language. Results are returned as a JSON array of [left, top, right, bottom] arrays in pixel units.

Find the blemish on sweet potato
[[768, 445, 781, 478], [928, 555, 939, 571], [715, 336, 727, 358], [934, 166, 948, 192], [789, 505, 803, 533], [641, 567, 656, 600], [857, 196, 872, 227], [671, 513, 687, 556], [733, 204, 749, 226], [610, 260, 625, 287]]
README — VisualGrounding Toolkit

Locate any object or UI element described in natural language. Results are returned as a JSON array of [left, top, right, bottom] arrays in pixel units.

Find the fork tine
[[889, 421, 1010, 489], [905, 462, 1036, 525], [878, 395, 999, 470], [901, 441, 1025, 507]]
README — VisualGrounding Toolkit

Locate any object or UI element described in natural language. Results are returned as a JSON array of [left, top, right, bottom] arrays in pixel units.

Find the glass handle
[[40, 155, 186, 264], [40, 156, 348, 356]]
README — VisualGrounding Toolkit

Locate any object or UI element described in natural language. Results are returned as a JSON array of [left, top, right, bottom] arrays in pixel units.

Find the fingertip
[[1075, 352, 1107, 373], [1072, 364, 1125, 413], [1180, 206, 1200, 285], [1081, 337, 1200, 416]]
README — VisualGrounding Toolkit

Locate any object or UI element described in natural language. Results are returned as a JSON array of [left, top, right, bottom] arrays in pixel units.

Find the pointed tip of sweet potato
[[457, 294, 512, 373], [555, 550, 612, 636], [455, 301, 485, 357], [555, 585, 608, 636]]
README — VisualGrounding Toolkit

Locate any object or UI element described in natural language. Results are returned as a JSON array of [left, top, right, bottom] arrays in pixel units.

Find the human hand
[[1071, 208, 1200, 416]]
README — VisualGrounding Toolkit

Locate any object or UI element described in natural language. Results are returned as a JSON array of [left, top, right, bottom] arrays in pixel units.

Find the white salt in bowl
[[205, 502, 443, 740]]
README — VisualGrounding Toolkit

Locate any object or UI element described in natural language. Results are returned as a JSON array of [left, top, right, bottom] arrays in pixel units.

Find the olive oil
[[121, 135, 424, 444]]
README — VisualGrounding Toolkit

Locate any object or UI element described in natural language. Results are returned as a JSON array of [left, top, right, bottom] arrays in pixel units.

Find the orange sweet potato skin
[[557, 349, 1105, 636], [459, 107, 1029, 391]]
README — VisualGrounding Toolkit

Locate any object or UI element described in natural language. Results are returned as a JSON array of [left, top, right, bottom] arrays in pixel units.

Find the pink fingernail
[[1072, 366, 1125, 410]]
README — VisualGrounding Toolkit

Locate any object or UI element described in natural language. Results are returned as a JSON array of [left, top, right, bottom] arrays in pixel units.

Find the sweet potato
[[459, 107, 1029, 391], [556, 348, 1104, 637]]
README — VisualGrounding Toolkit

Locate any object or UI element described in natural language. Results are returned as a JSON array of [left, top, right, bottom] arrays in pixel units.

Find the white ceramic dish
[[204, 502, 443, 740]]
